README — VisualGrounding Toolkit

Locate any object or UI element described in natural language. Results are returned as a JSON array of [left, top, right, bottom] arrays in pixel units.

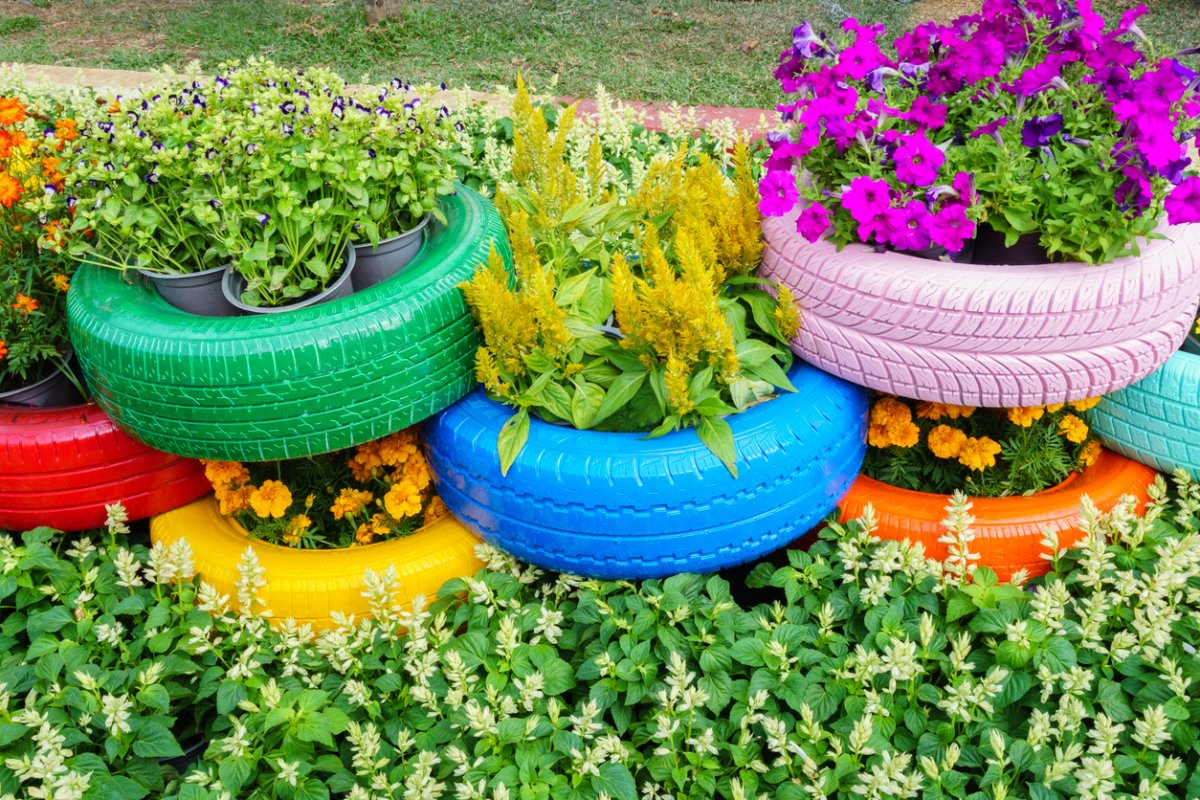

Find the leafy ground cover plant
[[202, 427, 448, 549], [67, 59, 456, 307], [0, 93, 79, 392], [460, 79, 799, 476], [862, 395, 1103, 496], [4, 472, 1200, 799], [761, 0, 1200, 263]]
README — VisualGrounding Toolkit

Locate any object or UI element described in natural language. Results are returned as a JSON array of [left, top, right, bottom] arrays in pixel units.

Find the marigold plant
[[203, 427, 447, 549], [462, 78, 798, 477], [863, 394, 1102, 496]]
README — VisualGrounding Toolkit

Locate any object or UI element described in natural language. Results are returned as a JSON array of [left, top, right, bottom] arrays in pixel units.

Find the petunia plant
[[762, 0, 1200, 264]]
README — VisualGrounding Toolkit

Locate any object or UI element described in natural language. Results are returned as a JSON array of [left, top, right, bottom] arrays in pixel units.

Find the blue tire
[[1092, 349, 1200, 475], [425, 362, 868, 578]]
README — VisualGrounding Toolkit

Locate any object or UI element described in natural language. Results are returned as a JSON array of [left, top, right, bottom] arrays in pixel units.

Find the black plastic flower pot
[[970, 221, 1048, 265], [139, 264, 239, 317], [0, 348, 85, 408]]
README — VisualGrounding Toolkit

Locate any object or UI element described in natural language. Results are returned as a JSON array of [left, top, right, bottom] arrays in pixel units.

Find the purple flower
[[216, 76, 230, 89], [250, 102, 261, 115], [893, 132, 945, 187], [257, 213, 271, 226], [209, 199, 222, 209], [391, 78, 404, 90], [1162, 156, 1190, 184], [904, 96, 947, 129], [796, 203, 831, 242], [43, 184, 57, 195], [841, 175, 892, 222], [758, 170, 799, 217], [929, 205, 974, 252], [857, 206, 905, 246], [1131, 64, 1187, 114], [970, 116, 1009, 140], [367, 148, 377, 159], [245, 143, 259, 154], [835, 39, 886, 81], [144, 172, 159, 185], [102, 162, 115, 172], [792, 21, 830, 59], [66, 195, 77, 210], [281, 123, 294, 136], [1087, 65, 1133, 102], [280, 101, 296, 114], [1165, 176, 1200, 224], [1021, 114, 1063, 148], [1115, 166, 1154, 212], [150, 141, 163, 153], [895, 200, 933, 251]]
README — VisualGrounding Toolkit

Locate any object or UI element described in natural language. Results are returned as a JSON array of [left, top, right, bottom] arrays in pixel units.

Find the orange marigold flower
[[249, 479, 292, 519], [355, 513, 392, 545], [867, 419, 892, 448], [330, 487, 373, 520], [0, 340, 7, 360], [202, 459, 250, 490], [1069, 396, 1101, 412], [1006, 406, 1045, 427], [0, 97, 27, 126], [890, 421, 920, 448], [0, 173, 22, 208], [284, 514, 311, 546], [354, 523, 374, 545], [348, 440, 384, 482], [0, 130, 11, 158], [1058, 414, 1089, 444], [1044, 402, 1065, 413], [958, 436, 1001, 472], [403, 451, 432, 491], [870, 396, 910, 427], [423, 495, 448, 525], [383, 479, 423, 519], [51, 273, 69, 292], [54, 118, 78, 142], [217, 485, 254, 515], [927, 425, 967, 459], [378, 430, 419, 468], [1078, 439, 1102, 468], [11, 294, 38, 314]]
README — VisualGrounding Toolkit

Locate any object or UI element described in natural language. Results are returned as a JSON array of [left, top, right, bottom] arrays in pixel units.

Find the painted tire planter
[[426, 361, 868, 579], [761, 211, 1200, 406], [150, 496, 483, 627], [0, 402, 209, 532], [1092, 348, 1200, 475], [67, 186, 510, 462], [836, 449, 1158, 582]]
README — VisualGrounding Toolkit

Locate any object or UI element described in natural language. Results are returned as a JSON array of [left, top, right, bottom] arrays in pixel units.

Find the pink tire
[[761, 210, 1200, 406]]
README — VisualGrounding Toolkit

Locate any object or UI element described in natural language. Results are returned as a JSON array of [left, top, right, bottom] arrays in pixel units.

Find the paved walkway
[[6, 63, 777, 136]]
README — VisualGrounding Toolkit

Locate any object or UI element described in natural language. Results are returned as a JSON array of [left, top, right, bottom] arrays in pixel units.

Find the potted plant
[[759, 0, 1200, 406], [151, 426, 482, 627], [427, 80, 869, 579], [0, 93, 82, 406], [838, 393, 1159, 580]]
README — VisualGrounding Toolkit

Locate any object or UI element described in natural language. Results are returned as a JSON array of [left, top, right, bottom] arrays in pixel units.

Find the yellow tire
[[150, 495, 483, 628]]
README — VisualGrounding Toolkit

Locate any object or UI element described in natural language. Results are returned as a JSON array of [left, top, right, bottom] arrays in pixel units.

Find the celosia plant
[[462, 79, 798, 477], [863, 394, 1102, 496], [0, 94, 79, 392], [202, 427, 447, 549], [763, 0, 1200, 264]]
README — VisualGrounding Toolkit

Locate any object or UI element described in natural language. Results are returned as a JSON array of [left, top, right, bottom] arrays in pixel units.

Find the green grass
[[0, 0, 1197, 108]]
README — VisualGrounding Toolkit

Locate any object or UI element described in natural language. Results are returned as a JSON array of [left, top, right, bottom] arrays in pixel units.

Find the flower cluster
[[864, 394, 1101, 496], [203, 427, 447, 549], [461, 78, 796, 477], [0, 94, 80, 391], [763, 1, 1200, 264], [68, 59, 456, 306]]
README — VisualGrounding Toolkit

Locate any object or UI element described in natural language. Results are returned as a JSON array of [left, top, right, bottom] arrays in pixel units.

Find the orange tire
[[151, 495, 483, 628], [837, 449, 1159, 581]]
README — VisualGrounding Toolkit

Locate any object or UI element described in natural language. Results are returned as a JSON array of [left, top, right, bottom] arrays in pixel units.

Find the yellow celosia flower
[[927, 425, 967, 459], [664, 357, 695, 416], [331, 488, 374, 520], [383, 479, 423, 520], [1006, 406, 1045, 427], [1058, 414, 1089, 443], [1069, 396, 1101, 412], [1078, 439, 1102, 468], [958, 437, 1002, 472], [774, 285, 800, 340], [249, 480, 292, 519]]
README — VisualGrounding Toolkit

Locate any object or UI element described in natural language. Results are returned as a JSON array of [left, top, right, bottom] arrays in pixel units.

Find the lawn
[[0, 0, 1198, 108]]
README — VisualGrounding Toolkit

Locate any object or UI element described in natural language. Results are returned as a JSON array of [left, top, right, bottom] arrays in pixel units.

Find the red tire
[[0, 403, 209, 532]]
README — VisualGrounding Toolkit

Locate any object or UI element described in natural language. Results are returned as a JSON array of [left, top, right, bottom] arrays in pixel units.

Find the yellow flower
[[249, 480, 292, 519], [378, 430, 419, 468], [890, 421, 920, 448], [958, 436, 1002, 472], [355, 513, 393, 545], [1006, 406, 1045, 427], [867, 420, 892, 448], [917, 402, 975, 420], [773, 285, 800, 340], [383, 479, 423, 519], [403, 452, 433, 492], [870, 397, 909, 427], [330, 488, 374, 520], [283, 514, 311, 547], [202, 459, 249, 490], [348, 440, 384, 482], [927, 425, 967, 459], [1044, 402, 1065, 413], [424, 496, 448, 526], [868, 396, 914, 448], [354, 523, 374, 546], [1058, 414, 1089, 444], [1078, 439, 1102, 468], [51, 273, 69, 292], [1069, 396, 1101, 412], [217, 485, 253, 516]]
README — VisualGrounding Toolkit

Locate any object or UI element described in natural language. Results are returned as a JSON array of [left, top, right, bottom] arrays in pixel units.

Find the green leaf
[[1033, 637, 1076, 673], [216, 681, 247, 715], [91, 775, 150, 800], [592, 372, 645, 428], [497, 408, 531, 476], [696, 416, 738, 478], [570, 379, 605, 430], [132, 721, 184, 759], [593, 763, 637, 800], [218, 757, 253, 793]]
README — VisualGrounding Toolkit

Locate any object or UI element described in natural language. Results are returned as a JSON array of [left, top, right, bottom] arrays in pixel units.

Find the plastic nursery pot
[[221, 247, 357, 315], [67, 185, 511, 462], [351, 213, 431, 291], [835, 448, 1159, 582], [969, 221, 1049, 266], [1092, 344, 1200, 475], [0, 348, 84, 408], [761, 209, 1200, 407], [425, 361, 869, 579], [0, 401, 209, 532], [150, 495, 483, 628], [138, 264, 239, 317]]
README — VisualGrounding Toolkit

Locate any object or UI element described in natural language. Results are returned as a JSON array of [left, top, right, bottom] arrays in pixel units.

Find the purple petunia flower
[[895, 200, 933, 251], [1165, 176, 1200, 224], [929, 205, 974, 252], [796, 203, 831, 242], [893, 132, 945, 186], [1021, 114, 1063, 148], [1115, 165, 1154, 212], [758, 170, 800, 217], [841, 175, 892, 223], [792, 21, 831, 59], [1131, 64, 1187, 114], [904, 96, 947, 129]]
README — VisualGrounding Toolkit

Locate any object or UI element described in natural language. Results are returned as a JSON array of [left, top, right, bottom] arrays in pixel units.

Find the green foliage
[[5, 472, 1200, 799], [0, 17, 40, 35]]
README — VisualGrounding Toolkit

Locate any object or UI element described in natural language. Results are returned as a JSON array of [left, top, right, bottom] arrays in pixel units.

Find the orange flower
[[927, 425, 967, 459], [0, 340, 7, 360], [0, 130, 11, 158], [1058, 414, 1089, 444], [330, 487, 373, 520], [0, 173, 22, 208], [249, 479, 292, 519], [958, 436, 1002, 472], [1006, 406, 1045, 427], [217, 485, 253, 515], [0, 97, 27, 126], [1069, 396, 1101, 412], [378, 429, 418, 468], [283, 514, 311, 546], [107, 99, 121, 114], [202, 459, 250, 490], [403, 451, 432, 491], [1078, 439, 1102, 468], [51, 274, 69, 293], [11, 294, 38, 314], [423, 495, 448, 525], [54, 118, 78, 142], [348, 440, 384, 482], [383, 479, 423, 519]]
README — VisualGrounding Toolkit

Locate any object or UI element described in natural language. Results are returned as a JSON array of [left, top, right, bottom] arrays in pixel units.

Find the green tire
[[68, 186, 509, 462]]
